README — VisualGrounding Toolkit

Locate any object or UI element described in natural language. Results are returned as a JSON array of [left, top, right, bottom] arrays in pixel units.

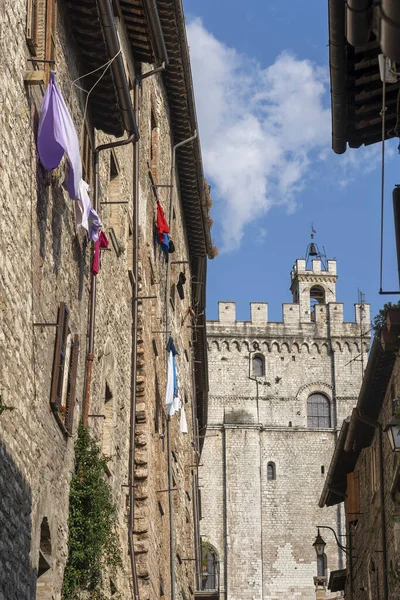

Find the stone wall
[[343, 356, 400, 600], [200, 260, 370, 600], [0, 1, 205, 598]]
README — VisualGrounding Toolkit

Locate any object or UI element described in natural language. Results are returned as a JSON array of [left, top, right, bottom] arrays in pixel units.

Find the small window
[[267, 462, 276, 481], [26, 0, 57, 78], [310, 285, 326, 321], [102, 381, 114, 459], [50, 303, 79, 435], [252, 354, 265, 377], [201, 542, 218, 591], [150, 110, 158, 182], [82, 125, 93, 185], [317, 553, 327, 577], [370, 445, 378, 492], [307, 393, 331, 428], [107, 152, 123, 254]]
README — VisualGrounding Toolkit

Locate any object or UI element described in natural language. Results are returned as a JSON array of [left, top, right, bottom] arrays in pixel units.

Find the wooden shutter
[[64, 334, 79, 434], [347, 470, 360, 523], [82, 128, 93, 185], [50, 302, 69, 410], [26, 0, 38, 55], [45, 0, 57, 66]]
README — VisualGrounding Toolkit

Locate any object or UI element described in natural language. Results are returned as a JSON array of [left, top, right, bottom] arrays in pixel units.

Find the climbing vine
[[62, 423, 121, 600]]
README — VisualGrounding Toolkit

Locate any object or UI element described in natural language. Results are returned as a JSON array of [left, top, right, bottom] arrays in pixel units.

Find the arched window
[[317, 553, 327, 577], [267, 462, 276, 481], [201, 542, 219, 591], [310, 285, 326, 321], [252, 354, 265, 377], [307, 393, 331, 428]]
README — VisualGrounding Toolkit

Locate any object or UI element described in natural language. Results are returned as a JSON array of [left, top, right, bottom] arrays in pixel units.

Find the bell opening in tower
[[310, 285, 326, 321]]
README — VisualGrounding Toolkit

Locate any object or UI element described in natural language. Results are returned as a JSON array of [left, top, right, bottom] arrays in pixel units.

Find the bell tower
[[290, 235, 338, 322]]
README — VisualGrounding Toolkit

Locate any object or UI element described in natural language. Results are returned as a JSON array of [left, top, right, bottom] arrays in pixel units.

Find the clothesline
[[70, 49, 122, 140]]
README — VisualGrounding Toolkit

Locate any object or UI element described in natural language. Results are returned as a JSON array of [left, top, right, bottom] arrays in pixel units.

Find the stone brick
[[201, 258, 370, 600]]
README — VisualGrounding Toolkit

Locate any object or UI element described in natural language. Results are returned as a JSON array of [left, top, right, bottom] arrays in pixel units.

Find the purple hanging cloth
[[37, 71, 82, 200], [37, 71, 102, 242]]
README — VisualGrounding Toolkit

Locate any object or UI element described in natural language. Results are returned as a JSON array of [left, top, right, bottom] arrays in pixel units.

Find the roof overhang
[[67, 0, 140, 138], [320, 336, 398, 507], [328, 0, 400, 153]]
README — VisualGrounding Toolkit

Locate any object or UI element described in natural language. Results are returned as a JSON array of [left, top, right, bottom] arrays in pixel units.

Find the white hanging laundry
[[75, 179, 91, 232], [166, 350, 175, 416], [180, 404, 188, 435]]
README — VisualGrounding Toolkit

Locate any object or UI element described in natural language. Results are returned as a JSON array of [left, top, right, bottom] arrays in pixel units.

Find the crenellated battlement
[[215, 300, 370, 333], [290, 258, 337, 280]]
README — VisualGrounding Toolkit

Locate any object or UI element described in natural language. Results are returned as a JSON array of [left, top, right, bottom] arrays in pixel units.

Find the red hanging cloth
[[157, 201, 170, 242], [91, 231, 109, 276]]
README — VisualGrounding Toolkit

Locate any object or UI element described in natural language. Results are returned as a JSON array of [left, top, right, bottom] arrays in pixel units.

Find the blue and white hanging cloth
[[166, 337, 179, 417]]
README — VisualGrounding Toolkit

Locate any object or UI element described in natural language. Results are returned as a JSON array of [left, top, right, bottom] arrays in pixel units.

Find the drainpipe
[[222, 424, 228, 600], [327, 306, 344, 573], [353, 408, 389, 600], [128, 61, 166, 600], [82, 134, 136, 428], [82, 0, 140, 426], [328, 0, 347, 154], [164, 130, 197, 600], [346, 0, 372, 47], [248, 353, 264, 599], [142, 0, 169, 66], [165, 131, 198, 344], [381, 0, 400, 64], [96, 0, 139, 138]]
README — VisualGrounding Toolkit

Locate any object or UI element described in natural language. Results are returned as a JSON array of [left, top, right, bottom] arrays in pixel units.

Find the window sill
[[51, 406, 72, 439]]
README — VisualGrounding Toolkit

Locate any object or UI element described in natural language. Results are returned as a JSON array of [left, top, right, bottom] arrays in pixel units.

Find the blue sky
[[183, 0, 400, 324]]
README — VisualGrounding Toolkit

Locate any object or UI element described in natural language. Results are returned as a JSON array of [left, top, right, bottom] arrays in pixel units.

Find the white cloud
[[187, 19, 332, 250]]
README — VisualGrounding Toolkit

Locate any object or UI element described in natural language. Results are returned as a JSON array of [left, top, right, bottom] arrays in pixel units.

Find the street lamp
[[313, 525, 350, 556], [385, 398, 400, 451], [313, 529, 327, 557]]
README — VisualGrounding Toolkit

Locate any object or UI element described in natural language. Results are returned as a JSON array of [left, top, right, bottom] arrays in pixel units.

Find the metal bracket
[[100, 201, 129, 205]]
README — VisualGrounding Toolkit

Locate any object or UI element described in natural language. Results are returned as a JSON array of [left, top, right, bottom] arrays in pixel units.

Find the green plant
[[62, 423, 121, 600], [373, 300, 400, 333]]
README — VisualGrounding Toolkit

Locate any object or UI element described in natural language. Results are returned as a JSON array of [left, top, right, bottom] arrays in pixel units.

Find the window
[[82, 126, 93, 185], [347, 470, 360, 524], [252, 354, 265, 377], [102, 381, 114, 459], [50, 303, 79, 435], [310, 285, 325, 321], [370, 445, 378, 493], [201, 542, 218, 591], [127, 221, 134, 285], [26, 0, 57, 76], [307, 393, 331, 428], [150, 110, 158, 182], [107, 152, 123, 254], [317, 553, 327, 577], [267, 462, 276, 481]]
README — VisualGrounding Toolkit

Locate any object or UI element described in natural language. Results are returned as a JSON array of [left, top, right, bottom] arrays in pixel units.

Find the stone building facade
[[320, 326, 400, 600], [200, 256, 370, 600], [0, 1, 212, 598]]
